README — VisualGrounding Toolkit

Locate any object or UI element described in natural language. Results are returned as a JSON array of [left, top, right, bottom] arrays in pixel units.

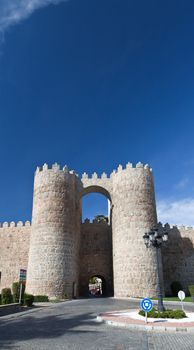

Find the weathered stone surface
[[26, 167, 81, 298], [1, 162, 194, 299], [111, 165, 159, 297], [0, 224, 31, 289], [162, 225, 194, 295], [79, 222, 113, 296]]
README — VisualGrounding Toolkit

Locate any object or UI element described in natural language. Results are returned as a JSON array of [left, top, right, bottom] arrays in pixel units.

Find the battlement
[[158, 222, 194, 233], [81, 171, 109, 180], [35, 161, 152, 181], [0, 221, 31, 228], [35, 163, 79, 177], [82, 218, 109, 225], [81, 162, 152, 180]]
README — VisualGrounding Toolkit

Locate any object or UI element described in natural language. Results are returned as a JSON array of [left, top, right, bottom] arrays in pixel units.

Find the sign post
[[19, 269, 27, 304], [140, 298, 153, 323], [178, 290, 185, 312]]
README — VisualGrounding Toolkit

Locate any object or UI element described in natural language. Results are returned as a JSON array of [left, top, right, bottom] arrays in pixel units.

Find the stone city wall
[[1, 161, 194, 299], [79, 220, 113, 296], [0, 221, 31, 290], [161, 224, 194, 295]]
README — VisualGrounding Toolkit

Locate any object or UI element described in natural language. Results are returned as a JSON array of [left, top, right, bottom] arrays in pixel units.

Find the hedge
[[1, 288, 13, 305], [139, 307, 186, 319]]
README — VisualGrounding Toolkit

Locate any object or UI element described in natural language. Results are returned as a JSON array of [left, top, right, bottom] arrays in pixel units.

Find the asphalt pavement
[[0, 298, 194, 350]]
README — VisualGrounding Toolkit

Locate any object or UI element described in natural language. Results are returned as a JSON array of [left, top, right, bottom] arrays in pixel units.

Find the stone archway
[[81, 185, 113, 225], [88, 275, 107, 297], [79, 185, 113, 297]]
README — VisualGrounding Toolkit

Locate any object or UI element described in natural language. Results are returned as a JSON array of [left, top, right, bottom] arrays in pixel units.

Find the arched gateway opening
[[79, 185, 113, 297], [88, 276, 106, 297]]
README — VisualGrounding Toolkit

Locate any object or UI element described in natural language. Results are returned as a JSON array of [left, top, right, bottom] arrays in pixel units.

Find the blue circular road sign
[[140, 298, 153, 312]]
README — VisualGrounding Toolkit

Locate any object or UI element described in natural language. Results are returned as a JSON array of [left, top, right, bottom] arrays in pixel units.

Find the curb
[[0, 300, 70, 321], [96, 315, 194, 333]]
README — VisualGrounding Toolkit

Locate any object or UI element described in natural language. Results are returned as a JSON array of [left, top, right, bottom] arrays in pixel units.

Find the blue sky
[[0, 0, 194, 225]]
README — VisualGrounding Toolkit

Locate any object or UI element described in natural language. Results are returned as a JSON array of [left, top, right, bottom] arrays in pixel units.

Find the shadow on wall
[[160, 223, 194, 296]]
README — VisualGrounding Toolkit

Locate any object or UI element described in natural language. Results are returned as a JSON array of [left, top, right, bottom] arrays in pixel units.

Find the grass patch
[[136, 296, 193, 302], [34, 295, 49, 302], [151, 297, 193, 302]]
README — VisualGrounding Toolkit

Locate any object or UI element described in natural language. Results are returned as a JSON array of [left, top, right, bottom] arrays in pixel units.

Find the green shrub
[[139, 307, 186, 319], [171, 281, 183, 296], [139, 307, 157, 318], [34, 295, 49, 302], [0, 294, 1, 305], [24, 293, 34, 307], [188, 285, 194, 302], [1, 288, 13, 305]]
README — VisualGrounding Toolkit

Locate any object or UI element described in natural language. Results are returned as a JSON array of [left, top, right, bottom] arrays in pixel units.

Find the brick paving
[[98, 309, 194, 332]]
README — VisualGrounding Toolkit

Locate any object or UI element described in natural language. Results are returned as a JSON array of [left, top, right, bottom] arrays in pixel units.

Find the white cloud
[[157, 198, 194, 227], [175, 177, 189, 190], [0, 0, 67, 32]]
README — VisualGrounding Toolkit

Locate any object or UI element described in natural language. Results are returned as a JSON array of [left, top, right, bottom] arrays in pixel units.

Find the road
[[0, 298, 194, 350]]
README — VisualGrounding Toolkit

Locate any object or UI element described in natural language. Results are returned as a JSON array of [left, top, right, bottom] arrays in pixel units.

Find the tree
[[94, 215, 108, 223]]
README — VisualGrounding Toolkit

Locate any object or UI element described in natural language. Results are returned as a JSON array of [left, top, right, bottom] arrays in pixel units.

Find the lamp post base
[[157, 295, 165, 312]]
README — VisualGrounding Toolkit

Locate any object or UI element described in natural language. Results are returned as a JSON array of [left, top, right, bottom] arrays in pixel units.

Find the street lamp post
[[143, 227, 168, 312]]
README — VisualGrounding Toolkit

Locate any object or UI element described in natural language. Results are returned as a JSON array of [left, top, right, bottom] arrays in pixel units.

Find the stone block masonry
[[0, 222, 31, 290], [0, 161, 194, 299]]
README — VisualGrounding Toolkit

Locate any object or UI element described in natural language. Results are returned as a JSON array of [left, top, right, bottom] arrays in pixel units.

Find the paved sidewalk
[[0, 301, 66, 320], [97, 309, 194, 333]]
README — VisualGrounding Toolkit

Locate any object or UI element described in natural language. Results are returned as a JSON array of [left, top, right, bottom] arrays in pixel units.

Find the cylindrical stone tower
[[112, 162, 159, 298], [26, 163, 81, 298]]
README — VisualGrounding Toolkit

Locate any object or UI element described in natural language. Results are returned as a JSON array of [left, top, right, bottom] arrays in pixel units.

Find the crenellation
[[34, 162, 154, 180], [25, 221, 31, 226], [52, 162, 60, 171], [144, 164, 150, 169], [117, 164, 123, 172], [63, 164, 69, 173], [81, 172, 88, 179], [35, 166, 42, 174], [92, 172, 98, 179], [83, 218, 90, 223], [10, 221, 15, 227], [136, 161, 143, 168], [101, 172, 107, 179], [110, 169, 116, 177], [0, 220, 31, 229], [43, 163, 48, 171], [126, 162, 133, 169], [17, 221, 23, 227]]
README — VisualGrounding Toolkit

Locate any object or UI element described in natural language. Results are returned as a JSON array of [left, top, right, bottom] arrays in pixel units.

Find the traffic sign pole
[[18, 269, 27, 304], [19, 283, 22, 305], [140, 298, 153, 323], [178, 290, 185, 312]]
